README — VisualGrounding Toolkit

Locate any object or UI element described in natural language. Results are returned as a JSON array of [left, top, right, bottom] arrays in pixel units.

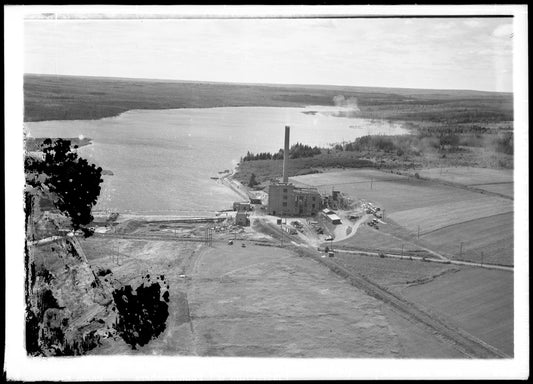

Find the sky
[[24, 17, 514, 92]]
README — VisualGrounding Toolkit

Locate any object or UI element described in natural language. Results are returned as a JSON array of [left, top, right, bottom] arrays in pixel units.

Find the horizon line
[[24, 72, 512, 95]]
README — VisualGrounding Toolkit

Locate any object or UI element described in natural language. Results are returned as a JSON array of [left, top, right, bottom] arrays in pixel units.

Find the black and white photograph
[[4, 4, 529, 381]]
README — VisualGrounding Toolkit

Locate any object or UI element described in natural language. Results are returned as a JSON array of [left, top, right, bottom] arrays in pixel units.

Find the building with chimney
[[267, 126, 321, 217]]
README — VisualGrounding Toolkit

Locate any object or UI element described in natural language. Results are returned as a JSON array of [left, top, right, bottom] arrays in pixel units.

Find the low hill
[[24, 74, 513, 123]]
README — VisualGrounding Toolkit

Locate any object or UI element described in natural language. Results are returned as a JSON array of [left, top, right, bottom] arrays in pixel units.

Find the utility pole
[[280, 218, 284, 247], [401, 244, 404, 257], [417, 225, 420, 240], [370, 178, 373, 190], [459, 242, 463, 259], [205, 227, 213, 246]]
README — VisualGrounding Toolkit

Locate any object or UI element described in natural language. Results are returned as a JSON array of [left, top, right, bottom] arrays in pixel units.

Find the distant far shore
[[24, 73, 512, 123]]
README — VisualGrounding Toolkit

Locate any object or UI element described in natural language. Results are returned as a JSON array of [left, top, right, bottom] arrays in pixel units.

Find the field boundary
[[333, 248, 513, 272], [414, 174, 514, 201], [470, 181, 513, 186], [419, 211, 513, 237]]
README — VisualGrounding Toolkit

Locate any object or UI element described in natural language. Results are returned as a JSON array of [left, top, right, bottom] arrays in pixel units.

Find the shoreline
[[92, 165, 256, 223]]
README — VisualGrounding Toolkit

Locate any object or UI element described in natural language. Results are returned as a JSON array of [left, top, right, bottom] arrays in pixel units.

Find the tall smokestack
[[283, 125, 290, 183]]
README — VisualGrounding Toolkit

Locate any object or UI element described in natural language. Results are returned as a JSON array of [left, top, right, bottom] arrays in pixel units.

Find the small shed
[[326, 213, 342, 225]]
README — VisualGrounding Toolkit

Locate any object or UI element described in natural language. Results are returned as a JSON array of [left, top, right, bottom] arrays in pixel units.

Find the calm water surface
[[25, 106, 407, 216]]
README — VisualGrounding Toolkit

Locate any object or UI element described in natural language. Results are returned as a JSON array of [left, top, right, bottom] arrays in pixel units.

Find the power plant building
[[267, 126, 321, 217], [268, 183, 321, 217]]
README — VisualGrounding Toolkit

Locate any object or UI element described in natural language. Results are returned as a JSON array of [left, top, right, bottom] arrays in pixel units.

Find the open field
[[331, 253, 513, 356], [400, 267, 514, 356], [388, 196, 513, 235], [24, 74, 512, 122], [335, 225, 430, 256], [291, 168, 514, 266], [291, 168, 407, 186], [415, 167, 514, 198], [80, 236, 463, 357], [292, 169, 484, 213], [420, 212, 514, 265], [417, 167, 513, 186]]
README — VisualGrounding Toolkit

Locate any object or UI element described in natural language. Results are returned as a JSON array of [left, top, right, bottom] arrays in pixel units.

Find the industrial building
[[267, 126, 321, 217], [322, 208, 342, 224], [233, 201, 251, 211]]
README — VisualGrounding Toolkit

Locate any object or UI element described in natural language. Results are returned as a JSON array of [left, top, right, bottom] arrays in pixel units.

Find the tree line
[[241, 142, 322, 162]]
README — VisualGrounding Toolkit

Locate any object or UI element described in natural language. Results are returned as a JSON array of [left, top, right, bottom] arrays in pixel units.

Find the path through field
[[84, 236, 463, 357]]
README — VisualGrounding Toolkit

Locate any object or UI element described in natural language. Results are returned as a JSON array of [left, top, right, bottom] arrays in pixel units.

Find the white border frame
[[4, 4, 529, 381]]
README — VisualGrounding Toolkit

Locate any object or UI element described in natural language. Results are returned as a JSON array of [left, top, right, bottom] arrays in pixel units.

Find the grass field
[[333, 253, 513, 356], [291, 168, 514, 265], [81, 236, 464, 358], [335, 225, 430, 256], [416, 167, 514, 198], [292, 169, 484, 213], [473, 183, 514, 198], [290, 168, 407, 186], [388, 196, 513, 235], [400, 267, 514, 355], [417, 167, 513, 185], [420, 212, 514, 265]]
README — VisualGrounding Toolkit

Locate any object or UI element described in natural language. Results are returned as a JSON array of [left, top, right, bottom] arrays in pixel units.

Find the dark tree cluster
[[112, 276, 169, 350], [25, 138, 103, 235], [241, 142, 321, 162], [241, 151, 274, 161]]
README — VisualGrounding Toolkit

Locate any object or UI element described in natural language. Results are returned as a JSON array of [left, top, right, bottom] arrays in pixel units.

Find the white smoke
[[332, 95, 360, 117]]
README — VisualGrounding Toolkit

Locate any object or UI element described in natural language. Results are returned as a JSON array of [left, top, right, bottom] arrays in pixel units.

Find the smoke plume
[[332, 95, 360, 117]]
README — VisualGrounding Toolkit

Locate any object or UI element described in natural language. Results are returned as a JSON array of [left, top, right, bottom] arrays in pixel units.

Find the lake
[[25, 106, 407, 216]]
